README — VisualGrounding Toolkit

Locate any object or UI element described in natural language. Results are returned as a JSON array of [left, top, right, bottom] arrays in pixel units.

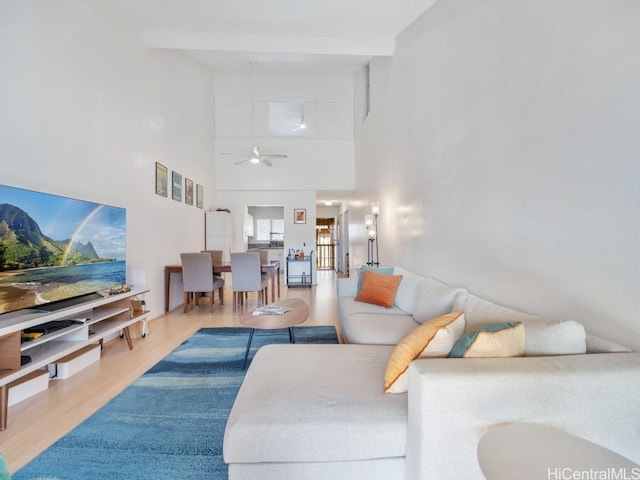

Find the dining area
[[163, 250, 281, 314]]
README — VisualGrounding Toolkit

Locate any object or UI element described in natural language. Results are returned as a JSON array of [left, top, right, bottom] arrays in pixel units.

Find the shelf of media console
[[0, 287, 149, 387], [1, 314, 148, 388], [19, 307, 140, 353]]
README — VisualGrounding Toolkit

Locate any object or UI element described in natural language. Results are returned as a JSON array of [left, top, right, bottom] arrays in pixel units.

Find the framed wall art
[[172, 171, 182, 201], [185, 178, 194, 205], [196, 184, 204, 209], [294, 208, 306, 224], [155, 162, 168, 197]]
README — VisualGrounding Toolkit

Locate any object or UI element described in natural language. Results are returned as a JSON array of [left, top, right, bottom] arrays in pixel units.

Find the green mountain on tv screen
[[0, 203, 110, 271]]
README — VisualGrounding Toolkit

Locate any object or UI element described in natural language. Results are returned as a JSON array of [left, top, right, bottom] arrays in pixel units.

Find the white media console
[[0, 286, 150, 431]]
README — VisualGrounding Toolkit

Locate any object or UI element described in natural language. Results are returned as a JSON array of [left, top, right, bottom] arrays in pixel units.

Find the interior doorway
[[316, 218, 336, 270], [246, 206, 284, 248]]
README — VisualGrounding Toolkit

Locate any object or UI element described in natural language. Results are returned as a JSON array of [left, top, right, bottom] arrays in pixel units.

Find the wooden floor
[[0, 269, 340, 475]]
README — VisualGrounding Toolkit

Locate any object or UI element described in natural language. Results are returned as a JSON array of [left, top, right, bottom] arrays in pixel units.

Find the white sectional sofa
[[337, 267, 629, 354], [224, 267, 640, 479]]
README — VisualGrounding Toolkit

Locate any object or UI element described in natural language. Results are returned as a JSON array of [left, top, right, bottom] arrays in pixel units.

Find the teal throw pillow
[[448, 322, 525, 358], [357, 266, 394, 292]]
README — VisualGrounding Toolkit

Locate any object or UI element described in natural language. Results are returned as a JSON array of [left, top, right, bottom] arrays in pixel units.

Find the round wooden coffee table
[[239, 298, 309, 368]]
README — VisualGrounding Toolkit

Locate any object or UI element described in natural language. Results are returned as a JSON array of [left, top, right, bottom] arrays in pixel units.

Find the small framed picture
[[196, 184, 204, 209], [185, 178, 194, 205], [294, 208, 306, 224], [155, 162, 168, 197], [172, 171, 182, 201]]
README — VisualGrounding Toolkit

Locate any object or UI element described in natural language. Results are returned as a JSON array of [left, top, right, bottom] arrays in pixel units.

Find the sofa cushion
[[412, 277, 465, 324], [224, 344, 406, 464], [453, 292, 586, 356], [452, 292, 539, 328], [585, 334, 631, 353], [449, 322, 525, 358], [355, 270, 403, 308], [384, 312, 466, 394], [337, 277, 358, 298], [392, 267, 425, 314], [338, 297, 418, 345]]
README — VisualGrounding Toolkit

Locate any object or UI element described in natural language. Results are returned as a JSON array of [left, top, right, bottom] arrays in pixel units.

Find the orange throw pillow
[[354, 270, 403, 308]]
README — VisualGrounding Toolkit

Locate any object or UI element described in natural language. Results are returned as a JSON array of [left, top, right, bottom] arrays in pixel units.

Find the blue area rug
[[13, 326, 339, 480]]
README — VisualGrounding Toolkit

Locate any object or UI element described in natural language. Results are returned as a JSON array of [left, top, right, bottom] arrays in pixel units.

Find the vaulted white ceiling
[[99, 0, 438, 72]]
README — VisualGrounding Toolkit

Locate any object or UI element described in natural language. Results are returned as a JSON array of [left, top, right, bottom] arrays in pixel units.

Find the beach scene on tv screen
[[0, 184, 126, 315]]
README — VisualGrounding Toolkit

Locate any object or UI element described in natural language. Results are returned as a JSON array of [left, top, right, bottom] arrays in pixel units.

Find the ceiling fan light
[[250, 157, 260, 164]]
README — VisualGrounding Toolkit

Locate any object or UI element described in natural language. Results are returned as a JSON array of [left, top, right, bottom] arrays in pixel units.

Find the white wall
[[0, 1, 216, 316], [316, 206, 338, 218], [213, 70, 355, 190], [355, 0, 640, 349]]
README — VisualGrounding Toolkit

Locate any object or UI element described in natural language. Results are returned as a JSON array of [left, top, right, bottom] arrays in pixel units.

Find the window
[[256, 219, 284, 242], [256, 219, 271, 241], [269, 102, 305, 137], [272, 219, 284, 242]]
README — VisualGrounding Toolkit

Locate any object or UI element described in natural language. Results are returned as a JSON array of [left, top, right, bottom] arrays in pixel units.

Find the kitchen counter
[[247, 246, 284, 264]]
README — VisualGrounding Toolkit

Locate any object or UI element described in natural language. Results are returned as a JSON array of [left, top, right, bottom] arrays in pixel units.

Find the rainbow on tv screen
[[0, 184, 126, 315]]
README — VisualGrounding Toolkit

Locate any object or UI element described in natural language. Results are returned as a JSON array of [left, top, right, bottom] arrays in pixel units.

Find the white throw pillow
[[412, 277, 465, 324], [453, 292, 587, 355], [393, 267, 425, 314], [524, 319, 586, 356]]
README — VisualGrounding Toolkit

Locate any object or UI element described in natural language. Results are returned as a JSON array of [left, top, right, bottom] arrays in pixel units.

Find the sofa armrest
[[406, 353, 640, 480], [337, 277, 358, 298]]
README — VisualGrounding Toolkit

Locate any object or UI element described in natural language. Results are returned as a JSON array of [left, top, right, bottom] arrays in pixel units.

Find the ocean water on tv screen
[[0, 261, 126, 315]]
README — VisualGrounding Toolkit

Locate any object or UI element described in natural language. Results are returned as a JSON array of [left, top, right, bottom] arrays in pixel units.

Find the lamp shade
[[365, 214, 373, 227]]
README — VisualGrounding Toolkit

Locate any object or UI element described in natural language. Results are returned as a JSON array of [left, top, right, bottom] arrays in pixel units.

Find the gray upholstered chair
[[202, 249, 224, 279], [230, 252, 269, 313], [247, 248, 269, 265], [247, 249, 271, 283], [180, 252, 224, 313], [202, 249, 223, 264]]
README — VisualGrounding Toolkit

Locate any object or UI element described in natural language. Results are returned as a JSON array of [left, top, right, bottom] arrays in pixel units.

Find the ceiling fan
[[222, 146, 287, 167]]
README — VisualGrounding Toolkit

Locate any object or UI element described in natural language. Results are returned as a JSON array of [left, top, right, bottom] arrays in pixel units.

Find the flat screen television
[[0, 184, 126, 316]]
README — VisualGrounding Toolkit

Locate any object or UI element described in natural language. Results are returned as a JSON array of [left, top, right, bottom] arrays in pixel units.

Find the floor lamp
[[365, 203, 380, 267]]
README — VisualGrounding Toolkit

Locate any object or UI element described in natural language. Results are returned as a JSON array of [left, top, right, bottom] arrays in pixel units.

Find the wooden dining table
[[163, 261, 280, 312]]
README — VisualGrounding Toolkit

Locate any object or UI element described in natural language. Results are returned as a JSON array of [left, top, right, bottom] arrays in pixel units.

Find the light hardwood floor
[[0, 269, 340, 474]]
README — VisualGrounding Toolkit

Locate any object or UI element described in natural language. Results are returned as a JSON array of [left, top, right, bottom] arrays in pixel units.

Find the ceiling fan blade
[[227, 146, 285, 166]]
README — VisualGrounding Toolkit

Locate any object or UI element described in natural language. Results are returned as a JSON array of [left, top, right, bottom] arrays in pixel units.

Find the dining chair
[[247, 249, 271, 283], [202, 249, 223, 264], [180, 252, 225, 313], [255, 249, 270, 265], [230, 251, 269, 313], [201, 250, 224, 279]]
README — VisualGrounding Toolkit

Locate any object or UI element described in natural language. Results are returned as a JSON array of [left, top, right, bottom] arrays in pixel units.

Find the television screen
[[0, 184, 126, 315]]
